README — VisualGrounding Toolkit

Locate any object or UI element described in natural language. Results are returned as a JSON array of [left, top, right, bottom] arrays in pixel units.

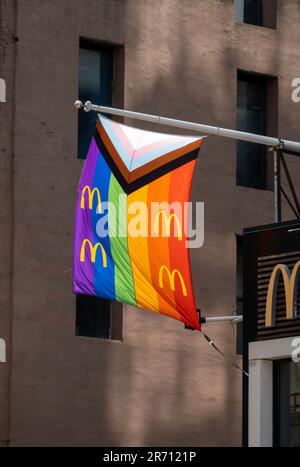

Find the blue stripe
[[91, 150, 116, 301]]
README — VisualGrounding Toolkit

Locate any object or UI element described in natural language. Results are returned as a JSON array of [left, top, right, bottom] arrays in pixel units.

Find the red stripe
[[168, 161, 200, 330]]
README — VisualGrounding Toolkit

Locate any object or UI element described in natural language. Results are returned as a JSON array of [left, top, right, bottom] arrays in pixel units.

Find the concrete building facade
[[0, 0, 300, 446]]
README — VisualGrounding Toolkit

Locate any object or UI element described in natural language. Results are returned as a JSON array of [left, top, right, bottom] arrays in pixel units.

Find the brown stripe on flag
[[128, 139, 204, 182]]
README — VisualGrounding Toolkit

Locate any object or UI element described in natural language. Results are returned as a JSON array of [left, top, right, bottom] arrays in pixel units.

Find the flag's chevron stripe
[[109, 175, 137, 306]]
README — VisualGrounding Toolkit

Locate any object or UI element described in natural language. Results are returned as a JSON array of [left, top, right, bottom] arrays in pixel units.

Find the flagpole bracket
[[74, 100, 95, 113], [200, 315, 243, 324], [83, 100, 92, 112]]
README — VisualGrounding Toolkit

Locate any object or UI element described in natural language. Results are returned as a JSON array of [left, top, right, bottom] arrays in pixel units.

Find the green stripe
[[109, 175, 137, 306]]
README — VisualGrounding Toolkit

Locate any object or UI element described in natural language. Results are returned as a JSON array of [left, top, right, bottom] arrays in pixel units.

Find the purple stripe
[[73, 138, 99, 295]]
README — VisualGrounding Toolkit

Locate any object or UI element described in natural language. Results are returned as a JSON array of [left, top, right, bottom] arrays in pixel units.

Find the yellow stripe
[[127, 185, 160, 312]]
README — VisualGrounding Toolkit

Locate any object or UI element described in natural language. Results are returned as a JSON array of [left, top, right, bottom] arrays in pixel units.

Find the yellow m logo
[[81, 186, 102, 212], [80, 239, 107, 267], [153, 210, 182, 240], [265, 260, 300, 327], [159, 266, 187, 296]]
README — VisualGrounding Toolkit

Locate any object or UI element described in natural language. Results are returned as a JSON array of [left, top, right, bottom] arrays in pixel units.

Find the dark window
[[75, 295, 123, 340], [244, 0, 263, 25], [234, 0, 277, 29], [78, 43, 113, 159], [236, 235, 243, 355], [76, 42, 124, 340], [237, 72, 267, 189], [274, 360, 300, 447], [76, 295, 111, 338]]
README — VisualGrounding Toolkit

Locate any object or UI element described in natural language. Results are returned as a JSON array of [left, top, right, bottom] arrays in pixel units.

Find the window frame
[[75, 295, 123, 341], [236, 70, 268, 190], [75, 39, 124, 341], [77, 41, 114, 159], [234, 0, 277, 30], [236, 70, 278, 191]]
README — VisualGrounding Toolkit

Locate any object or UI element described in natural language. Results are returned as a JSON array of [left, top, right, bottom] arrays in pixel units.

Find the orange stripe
[[147, 172, 183, 322], [168, 161, 200, 330], [127, 185, 160, 312]]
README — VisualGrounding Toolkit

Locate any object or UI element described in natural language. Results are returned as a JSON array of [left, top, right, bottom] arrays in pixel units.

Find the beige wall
[[0, 0, 300, 446]]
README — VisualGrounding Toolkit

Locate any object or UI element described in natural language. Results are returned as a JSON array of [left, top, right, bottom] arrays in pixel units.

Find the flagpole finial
[[74, 100, 83, 110]]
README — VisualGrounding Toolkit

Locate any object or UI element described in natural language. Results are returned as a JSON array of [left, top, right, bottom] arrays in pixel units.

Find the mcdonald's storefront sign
[[242, 221, 300, 447], [242, 220, 300, 343], [265, 261, 300, 328]]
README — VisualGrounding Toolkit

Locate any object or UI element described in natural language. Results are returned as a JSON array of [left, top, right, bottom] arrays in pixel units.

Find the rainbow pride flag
[[73, 116, 204, 330]]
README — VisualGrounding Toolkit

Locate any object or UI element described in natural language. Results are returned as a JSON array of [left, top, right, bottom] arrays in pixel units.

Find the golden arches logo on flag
[[80, 240, 107, 267], [159, 266, 187, 297], [81, 186, 102, 212], [73, 115, 205, 330], [153, 210, 183, 240]]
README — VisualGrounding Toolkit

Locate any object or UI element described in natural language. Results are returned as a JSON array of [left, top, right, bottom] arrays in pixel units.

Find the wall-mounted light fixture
[[0, 78, 6, 102]]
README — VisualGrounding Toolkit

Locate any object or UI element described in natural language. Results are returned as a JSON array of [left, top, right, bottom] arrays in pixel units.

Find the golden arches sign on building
[[265, 260, 300, 327]]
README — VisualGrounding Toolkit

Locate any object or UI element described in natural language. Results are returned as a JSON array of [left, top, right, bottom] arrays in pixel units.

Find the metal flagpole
[[74, 100, 300, 326], [203, 316, 243, 324], [75, 100, 300, 154]]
